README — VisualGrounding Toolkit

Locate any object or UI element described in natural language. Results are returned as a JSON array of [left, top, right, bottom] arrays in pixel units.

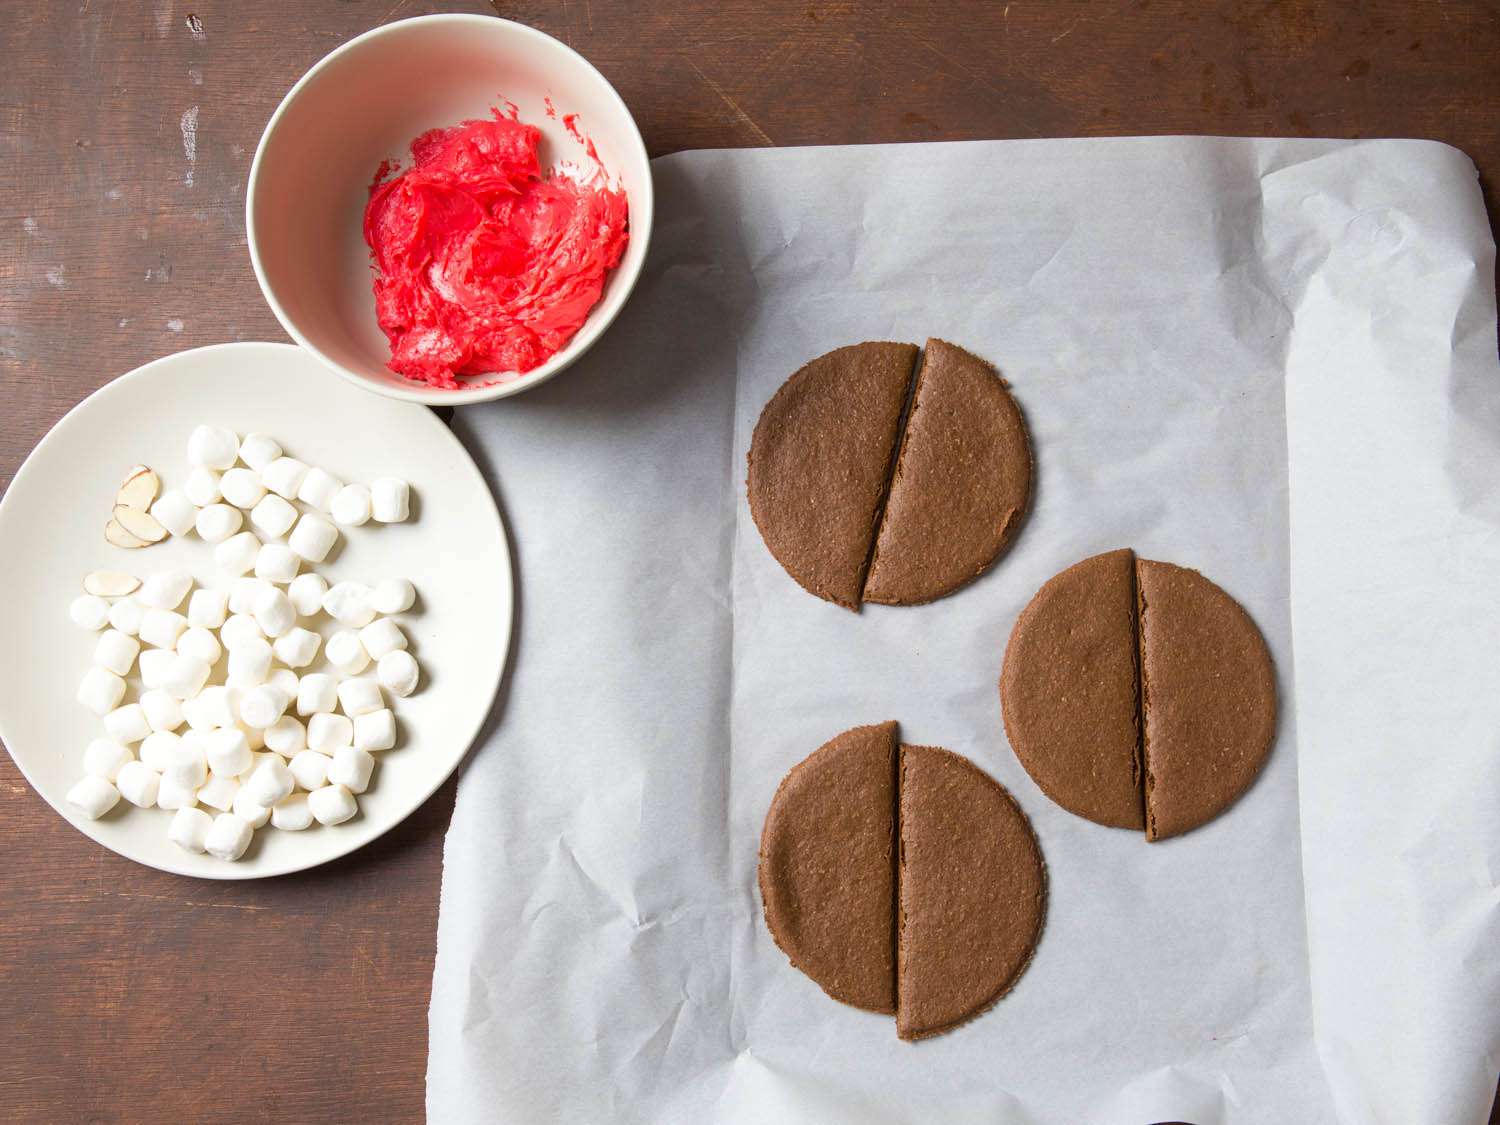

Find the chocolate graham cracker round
[[1000, 549, 1276, 841], [747, 339, 1031, 610], [999, 548, 1144, 830], [747, 343, 918, 610], [863, 340, 1033, 606], [1135, 559, 1278, 840], [758, 721, 898, 1013], [897, 743, 1046, 1040], [759, 724, 1045, 1039]]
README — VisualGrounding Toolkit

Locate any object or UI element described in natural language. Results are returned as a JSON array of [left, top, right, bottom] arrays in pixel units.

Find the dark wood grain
[[2, 2, 1497, 1121]]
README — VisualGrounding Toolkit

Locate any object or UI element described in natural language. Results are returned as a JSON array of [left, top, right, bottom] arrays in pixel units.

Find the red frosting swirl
[[363, 112, 629, 389]]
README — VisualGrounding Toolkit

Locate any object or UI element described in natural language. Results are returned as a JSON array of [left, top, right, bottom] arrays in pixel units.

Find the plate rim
[[0, 340, 513, 880]]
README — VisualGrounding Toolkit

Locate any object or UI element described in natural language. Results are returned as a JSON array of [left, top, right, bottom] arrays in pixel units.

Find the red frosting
[[363, 112, 629, 389]]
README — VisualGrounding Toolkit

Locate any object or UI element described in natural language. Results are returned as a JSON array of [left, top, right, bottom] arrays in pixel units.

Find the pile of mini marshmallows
[[64, 425, 423, 862]]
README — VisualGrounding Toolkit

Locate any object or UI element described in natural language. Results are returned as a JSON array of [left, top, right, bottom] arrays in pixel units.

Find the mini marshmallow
[[288, 572, 328, 617], [238, 432, 281, 472], [269, 667, 300, 700], [139, 730, 182, 770], [322, 581, 375, 627], [103, 703, 151, 745], [219, 613, 265, 651], [84, 738, 134, 780], [77, 666, 126, 715], [177, 625, 222, 667], [297, 467, 343, 511], [183, 685, 235, 731], [272, 628, 320, 670], [245, 758, 295, 807], [330, 483, 372, 527], [325, 629, 369, 675], [116, 760, 161, 808], [163, 736, 209, 789], [218, 467, 266, 510], [206, 727, 253, 777], [353, 708, 396, 752], [139, 607, 189, 649], [261, 457, 309, 501], [287, 513, 339, 563], [307, 712, 353, 754], [155, 772, 198, 811], [139, 571, 193, 611], [188, 424, 239, 470], [238, 720, 266, 753], [371, 477, 410, 523], [250, 493, 297, 538], [169, 806, 213, 853], [255, 543, 301, 585], [195, 503, 243, 544], [309, 783, 358, 826], [90, 633, 140, 684], [204, 813, 253, 861], [215, 530, 261, 575], [70, 594, 111, 631], [139, 688, 185, 733], [107, 596, 145, 636], [229, 576, 271, 615], [377, 650, 420, 697], [327, 745, 375, 795], [197, 773, 238, 812], [359, 618, 406, 661], [186, 587, 229, 629], [183, 465, 222, 506], [232, 787, 270, 829], [253, 585, 296, 638], [289, 749, 330, 791], [163, 653, 211, 701], [149, 489, 198, 537], [337, 677, 384, 718], [244, 749, 283, 774], [138, 648, 176, 690], [227, 636, 273, 687], [239, 684, 288, 730], [154, 654, 202, 697], [93, 629, 140, 676], [371, 578, 416, 615], [297, 673, 338, 717], [270, 792, 313, 831], [264, 715, 306, 757], [67, 775, 120, 820]]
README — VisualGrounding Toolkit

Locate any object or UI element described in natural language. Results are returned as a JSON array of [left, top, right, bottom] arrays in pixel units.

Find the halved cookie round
[[1000, 549, 1277, 840], [759, 724, 1046, 1038], [747, 338, 1032, 609]]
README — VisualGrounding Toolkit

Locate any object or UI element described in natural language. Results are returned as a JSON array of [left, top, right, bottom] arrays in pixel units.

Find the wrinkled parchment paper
[[428, 137, 1500, 1124]]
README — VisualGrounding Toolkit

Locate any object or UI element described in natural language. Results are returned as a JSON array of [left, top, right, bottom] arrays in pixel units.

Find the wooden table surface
[[3, 2, 1497, 1120]]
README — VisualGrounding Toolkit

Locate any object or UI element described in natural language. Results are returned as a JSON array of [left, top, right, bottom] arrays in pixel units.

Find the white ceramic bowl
[[247, 14, 652, 405]]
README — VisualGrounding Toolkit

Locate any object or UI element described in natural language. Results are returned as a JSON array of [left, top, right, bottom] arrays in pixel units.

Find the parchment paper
[[428, 137, 1500, 1124]]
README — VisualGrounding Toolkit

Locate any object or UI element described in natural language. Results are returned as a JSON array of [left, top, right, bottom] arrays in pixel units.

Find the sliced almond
[[105, 517, 151, 549], [111, 504, 167, 544], [116, 464, 160, 511], [83, 570, 141, 597]]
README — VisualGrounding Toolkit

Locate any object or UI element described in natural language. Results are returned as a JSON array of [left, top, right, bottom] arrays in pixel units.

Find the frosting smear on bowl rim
[[363, 107, 629, 390]]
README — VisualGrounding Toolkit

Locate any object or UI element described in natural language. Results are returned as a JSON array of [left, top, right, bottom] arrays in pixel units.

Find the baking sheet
[[427, 136, 1500, 1123]]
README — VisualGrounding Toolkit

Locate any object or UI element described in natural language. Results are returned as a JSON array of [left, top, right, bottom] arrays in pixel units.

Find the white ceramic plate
[[0, 342, 512, 879]]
